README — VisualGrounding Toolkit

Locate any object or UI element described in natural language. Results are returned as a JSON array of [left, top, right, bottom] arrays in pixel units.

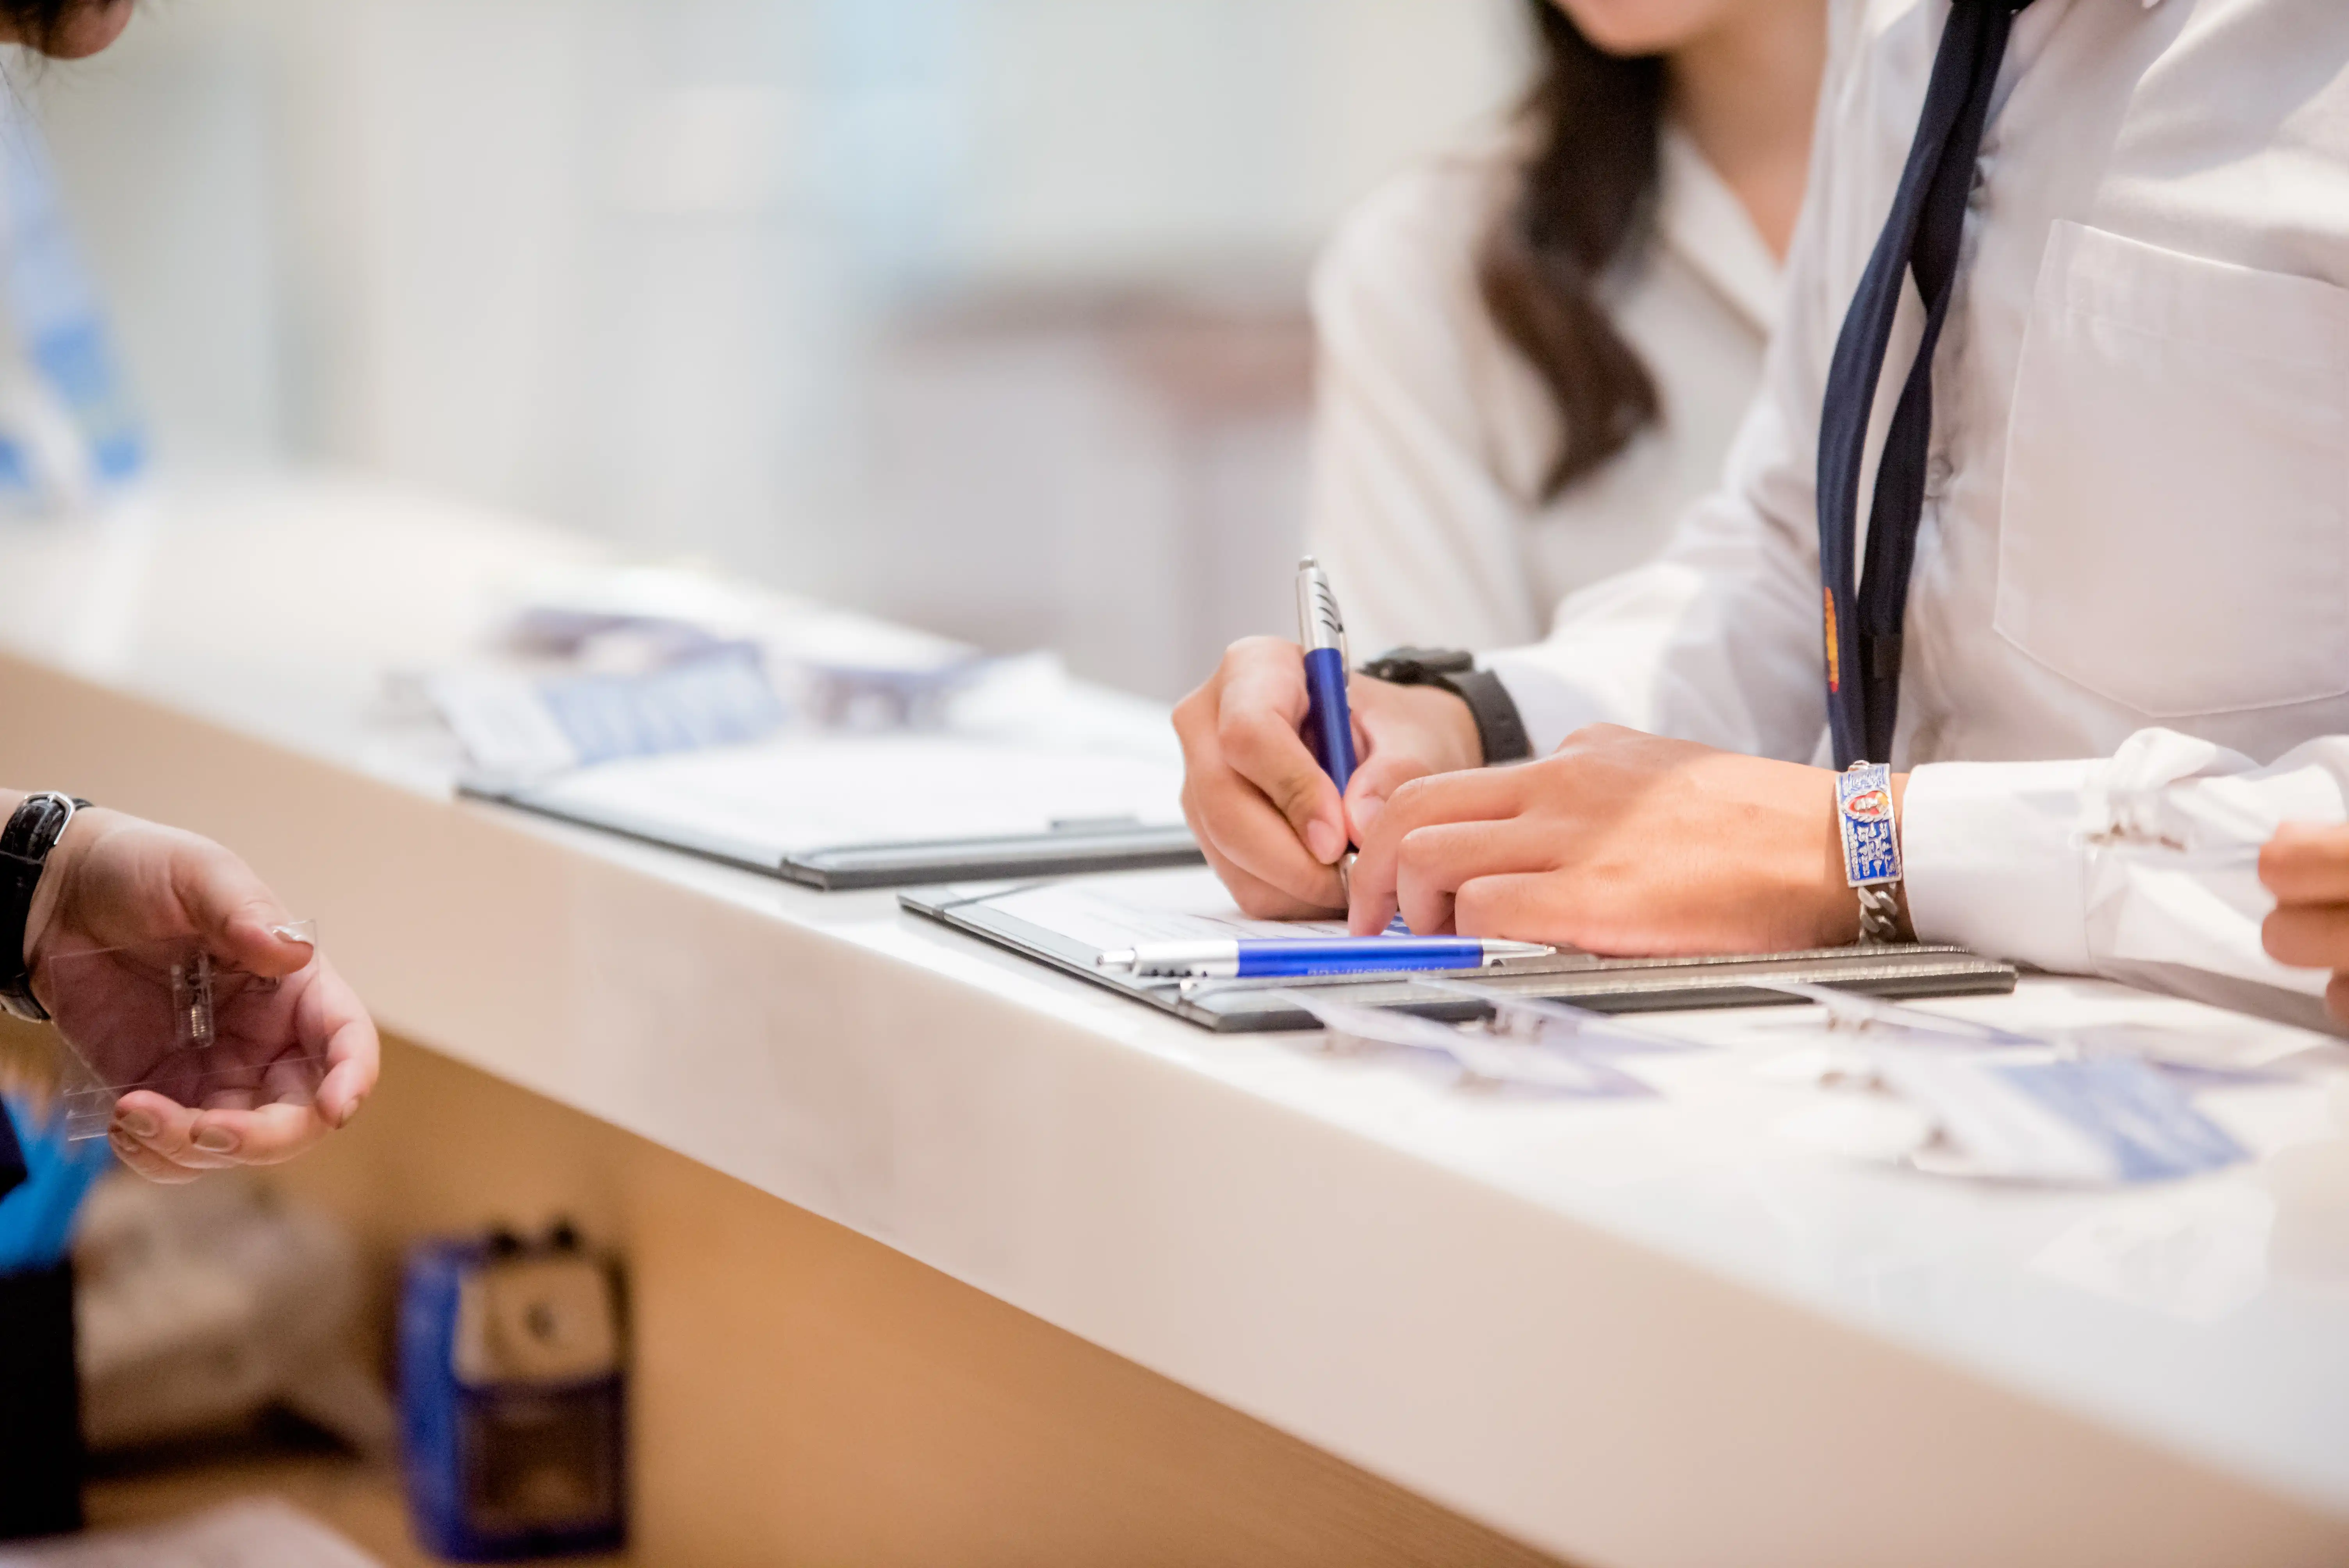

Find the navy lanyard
[[1816, 0, 2035, 768]]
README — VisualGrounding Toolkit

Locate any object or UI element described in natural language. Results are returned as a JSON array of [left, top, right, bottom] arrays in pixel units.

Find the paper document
[[510, 733, 1187, 862], [984, 868, 1348, 951]]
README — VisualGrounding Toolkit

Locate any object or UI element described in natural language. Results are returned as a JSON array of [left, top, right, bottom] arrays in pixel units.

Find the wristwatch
[[1358, 648, 1531, 765], [0, 793, 86, 1022]]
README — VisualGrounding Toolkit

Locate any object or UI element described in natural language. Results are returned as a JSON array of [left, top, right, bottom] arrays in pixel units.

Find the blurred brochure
[[412, 562, 1132, 782], [0, 1499, 378, 1567], [425, 645, 790, 780]]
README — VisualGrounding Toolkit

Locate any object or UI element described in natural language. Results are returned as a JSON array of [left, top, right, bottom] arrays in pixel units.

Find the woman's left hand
[[1346, 724, 1893, 954], [26, 807, 379, 1183], [2259, 823, 2349, 1022]]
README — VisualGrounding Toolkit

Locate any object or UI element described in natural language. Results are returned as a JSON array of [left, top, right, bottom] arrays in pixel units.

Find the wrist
[[1357, 648, 1527, 765], [21, 807, 105, 969], [1381, 679, 1484, 770]]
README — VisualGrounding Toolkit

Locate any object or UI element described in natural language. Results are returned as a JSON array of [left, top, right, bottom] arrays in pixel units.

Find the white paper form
[[983, 867, 1348, 952], [507, 733, 1188, 863]]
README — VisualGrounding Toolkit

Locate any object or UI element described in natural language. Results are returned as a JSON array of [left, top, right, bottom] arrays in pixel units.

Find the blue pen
[[1297, 557, 1357, 890], [1097, 937, 1552, 979]]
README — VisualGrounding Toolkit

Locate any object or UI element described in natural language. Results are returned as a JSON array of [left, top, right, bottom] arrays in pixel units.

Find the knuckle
[[1386, 773, 1436, 818], [1396, 827, 1439, 875], [1214, 705, 1261, 755]]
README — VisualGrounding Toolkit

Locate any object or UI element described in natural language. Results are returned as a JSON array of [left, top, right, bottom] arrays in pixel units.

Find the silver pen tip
[[1298, 556, 1318, 571]]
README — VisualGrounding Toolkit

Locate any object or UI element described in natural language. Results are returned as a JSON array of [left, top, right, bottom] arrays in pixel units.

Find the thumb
[[173, 838, 307, 978]]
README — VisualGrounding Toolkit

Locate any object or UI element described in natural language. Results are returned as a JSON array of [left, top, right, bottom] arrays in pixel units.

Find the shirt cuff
[[1481, 654, 1609, 759], [1902, 759, 2101, 974]]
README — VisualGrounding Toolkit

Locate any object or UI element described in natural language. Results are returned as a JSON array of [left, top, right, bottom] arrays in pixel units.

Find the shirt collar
[[1655, 125, 1784, 335]]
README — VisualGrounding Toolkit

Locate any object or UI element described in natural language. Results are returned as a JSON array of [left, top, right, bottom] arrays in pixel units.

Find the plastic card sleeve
[[1262, 986, 1656, 1099], [37, 919, 330, 1139]]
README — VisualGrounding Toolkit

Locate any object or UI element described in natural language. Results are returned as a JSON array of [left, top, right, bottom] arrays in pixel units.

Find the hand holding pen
[[1171, 564, 1485, 921]]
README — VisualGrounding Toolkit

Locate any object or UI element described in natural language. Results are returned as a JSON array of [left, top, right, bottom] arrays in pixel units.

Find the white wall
[[22, 0, 1526, 691]]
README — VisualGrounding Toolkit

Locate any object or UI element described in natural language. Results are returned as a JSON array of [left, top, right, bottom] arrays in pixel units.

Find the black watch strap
[[0, 794, 87, 1023], [1360, 648, 1532, 765]]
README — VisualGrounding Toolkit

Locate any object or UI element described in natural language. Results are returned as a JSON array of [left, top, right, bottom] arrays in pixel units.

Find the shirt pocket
[[1994, 221, 2349, 717]]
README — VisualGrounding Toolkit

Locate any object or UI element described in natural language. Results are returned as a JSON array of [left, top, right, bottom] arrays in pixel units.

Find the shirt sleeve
[[1303, 159, 1553, 657], [1906, 732, 2349, 1016]]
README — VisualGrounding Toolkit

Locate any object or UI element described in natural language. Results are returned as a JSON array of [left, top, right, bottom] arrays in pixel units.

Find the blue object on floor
[[399, 1229, 627, 1561]]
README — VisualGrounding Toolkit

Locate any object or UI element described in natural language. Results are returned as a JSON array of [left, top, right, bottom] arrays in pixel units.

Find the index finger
[[1348, 768, 1528, 934]]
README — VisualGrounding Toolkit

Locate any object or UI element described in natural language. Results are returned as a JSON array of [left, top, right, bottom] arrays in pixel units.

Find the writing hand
[[1173, 637, 1482, 917]]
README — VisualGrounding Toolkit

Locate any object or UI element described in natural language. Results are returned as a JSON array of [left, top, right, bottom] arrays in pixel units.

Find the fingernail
[[336, 1098, 360, 1129], [119, 1110, 158, 1140], [270, 923, 315, 949], [1353, 796, 1383, 834], [1305, 820, 1342, 863], [107, 1130, 136, 1159], [192, 1126, 239, 1155]]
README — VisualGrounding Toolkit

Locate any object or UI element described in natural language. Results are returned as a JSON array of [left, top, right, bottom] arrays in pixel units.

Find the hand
[[1173, 637, 1483, 917], [2258, 823, 2349, 1021], [1347, 724, 1893, 953], [22, 804, 379, 1183]]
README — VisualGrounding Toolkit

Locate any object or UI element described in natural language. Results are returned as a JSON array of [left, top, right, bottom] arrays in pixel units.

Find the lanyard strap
[[1816, 0, 2034, 768]]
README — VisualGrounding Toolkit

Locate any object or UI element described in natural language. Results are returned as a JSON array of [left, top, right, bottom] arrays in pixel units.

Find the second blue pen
[[1097, 937, 1554, 979]]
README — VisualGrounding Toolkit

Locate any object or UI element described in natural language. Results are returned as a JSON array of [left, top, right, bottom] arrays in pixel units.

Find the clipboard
[[464, 782, 1203, 890], [457, 729, 1207, 890], [901, 881, 2018, 1031]]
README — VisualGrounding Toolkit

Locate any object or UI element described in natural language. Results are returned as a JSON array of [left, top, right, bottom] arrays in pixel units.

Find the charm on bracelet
[[1837, 761, 1903, 945]]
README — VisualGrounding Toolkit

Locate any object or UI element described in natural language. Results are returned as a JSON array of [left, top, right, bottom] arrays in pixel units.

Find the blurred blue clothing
[[0, 1096, 109, 1272], [0, 1106, 20, 1205]]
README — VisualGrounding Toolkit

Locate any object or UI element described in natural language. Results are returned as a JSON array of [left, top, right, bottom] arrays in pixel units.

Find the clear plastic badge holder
[[39, 919, 330, 1140], [1265, 982, 1677, 1099]]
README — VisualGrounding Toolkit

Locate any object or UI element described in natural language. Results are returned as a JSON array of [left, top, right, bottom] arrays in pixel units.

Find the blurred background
[[21, 0, 1525, 699]]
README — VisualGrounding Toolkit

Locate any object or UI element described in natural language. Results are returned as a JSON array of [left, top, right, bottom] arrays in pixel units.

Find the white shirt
[[1305, 128, 1783, 657], [1486, 0, 2349, 1028]]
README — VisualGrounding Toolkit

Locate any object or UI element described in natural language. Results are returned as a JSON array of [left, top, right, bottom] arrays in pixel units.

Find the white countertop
[[6, 472, 2348, 1567]]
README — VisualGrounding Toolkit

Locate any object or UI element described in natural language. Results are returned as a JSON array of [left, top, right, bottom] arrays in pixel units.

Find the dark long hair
[[1, 0, 98, 56], [1478, 3, 1667, 502]]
